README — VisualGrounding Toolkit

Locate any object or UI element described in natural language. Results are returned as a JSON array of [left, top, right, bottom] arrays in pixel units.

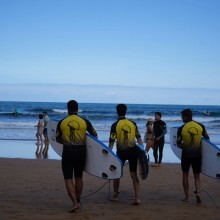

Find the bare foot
[[181, 198, 190, 202], [151, 164, 158, 167], [132, 199, 141, 206], [109, 192, 119, 202], [194, 191, 202, 204], [69, 204, 80, 213]]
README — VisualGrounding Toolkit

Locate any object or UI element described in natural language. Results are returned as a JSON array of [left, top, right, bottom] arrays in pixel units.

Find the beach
[[0, 147, 220, 220]]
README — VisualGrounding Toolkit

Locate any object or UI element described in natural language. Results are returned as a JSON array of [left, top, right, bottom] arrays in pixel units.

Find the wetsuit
[[177, 121, 209, 173], [109, 117, 141, 172], [153, 120, 167, 164], [56, 113, 97, 179]]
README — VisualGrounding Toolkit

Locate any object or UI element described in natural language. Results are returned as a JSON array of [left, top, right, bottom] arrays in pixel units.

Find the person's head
[[39, 114, 43, 119], [155, 112, 162, 121], [67, 100, 78, 115], [116, 104, 127, 117], [181, 108, 192, 123], [147, 117, 154, 125], [43, 111, 47, 116]]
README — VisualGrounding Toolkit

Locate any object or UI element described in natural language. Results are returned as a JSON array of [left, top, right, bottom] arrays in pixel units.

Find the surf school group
[[42, 99, 212, 213]]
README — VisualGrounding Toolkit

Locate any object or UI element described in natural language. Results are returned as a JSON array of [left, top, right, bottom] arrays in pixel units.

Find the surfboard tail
[[137, 150, 149, 180]]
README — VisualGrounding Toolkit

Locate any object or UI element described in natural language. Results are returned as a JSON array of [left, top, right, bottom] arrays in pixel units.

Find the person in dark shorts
[[43, 111, 49, 143], [152, 112, 167, 167], [177, 109, 209, 204], [56, 100, 97, 212], [108, 104, 144, 205]]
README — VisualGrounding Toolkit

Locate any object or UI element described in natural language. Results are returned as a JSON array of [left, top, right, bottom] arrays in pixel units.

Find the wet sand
[[0, 157, 219, 220]]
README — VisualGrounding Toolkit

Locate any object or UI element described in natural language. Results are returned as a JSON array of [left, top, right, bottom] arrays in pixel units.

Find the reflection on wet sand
[[35, 142, 49, 159]]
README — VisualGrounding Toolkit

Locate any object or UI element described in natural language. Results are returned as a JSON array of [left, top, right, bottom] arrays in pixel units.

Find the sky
[[0, 0, 220, 104]]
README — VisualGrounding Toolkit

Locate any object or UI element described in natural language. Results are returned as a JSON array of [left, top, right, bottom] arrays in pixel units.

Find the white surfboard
[[48, 119, 123, 180], [170, 127, 220, 179]]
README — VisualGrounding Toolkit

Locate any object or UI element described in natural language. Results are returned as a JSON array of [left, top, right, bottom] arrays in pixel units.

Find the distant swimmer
[[12, 109, 18, 115], [12, 108, 21, 115], [205, 111, 210, 116]]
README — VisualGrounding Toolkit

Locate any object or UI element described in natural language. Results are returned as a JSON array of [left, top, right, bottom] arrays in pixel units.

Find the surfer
[[205, 111, 210, 116], [151, 112, 167, 167], [56, 100, 97, 213], [12, 109, 18, 115], [108, 103, 144, 205], [177, 109, 209, 204], [43, 111, 50, 143]]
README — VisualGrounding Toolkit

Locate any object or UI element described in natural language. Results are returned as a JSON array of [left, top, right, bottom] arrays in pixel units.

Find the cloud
[[0, 84, 220, 105]]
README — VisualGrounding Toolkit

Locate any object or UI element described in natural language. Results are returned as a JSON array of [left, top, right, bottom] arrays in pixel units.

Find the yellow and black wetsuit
[[177, 120, 209, 173], [109, 117, 141, 172], [56, 113, 97, 145], [177, 120, 209, 158], [56, 113, 97, 179], [109, 117, 141, 151]]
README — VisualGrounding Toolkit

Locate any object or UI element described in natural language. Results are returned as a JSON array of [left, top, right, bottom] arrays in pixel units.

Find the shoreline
[[0, 158, 219, 220], [0, 140, 180, 163]]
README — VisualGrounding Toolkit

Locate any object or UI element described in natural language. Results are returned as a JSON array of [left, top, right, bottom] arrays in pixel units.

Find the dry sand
[[0, 158, 219, 220]]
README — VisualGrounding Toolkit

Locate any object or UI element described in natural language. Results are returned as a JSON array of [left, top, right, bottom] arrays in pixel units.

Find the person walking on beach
[[144, 118, 154, 160], [34, 114, 44, 144], [152, 112, 167, 167], [108, 104, 144, 205], [177, 109, 209, 204], [56, 100, 98, 212], [43, 111, 49, 143]]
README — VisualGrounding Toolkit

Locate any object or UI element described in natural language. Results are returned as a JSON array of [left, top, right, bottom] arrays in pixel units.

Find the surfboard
[[170, 127, 220, 179], [48, 119, 123, 180], [12, 108, 21, 115], [136, 144, 149, 180]]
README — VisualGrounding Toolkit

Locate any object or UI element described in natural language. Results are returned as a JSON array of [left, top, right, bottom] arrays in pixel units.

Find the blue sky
[[0, 0, 220, 104]]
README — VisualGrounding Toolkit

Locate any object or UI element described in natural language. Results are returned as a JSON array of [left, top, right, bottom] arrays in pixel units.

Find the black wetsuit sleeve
[[132, 121, 141, 139], [56, 120, 63, 144], [109, 122, 117, 143], [177, 125, 183, 148], [161, 121, 167, 138], [198, 122, 210, 140], [85, 119, 98, 138]]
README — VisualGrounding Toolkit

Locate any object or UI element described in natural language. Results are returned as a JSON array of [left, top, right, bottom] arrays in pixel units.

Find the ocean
[[0, 101, 220, 161]]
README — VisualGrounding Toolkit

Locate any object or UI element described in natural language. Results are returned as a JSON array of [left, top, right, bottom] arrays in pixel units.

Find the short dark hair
[[67, 100, 78, 112], [116, 104, 127, 116], [39, 114, 43, 119], [181, 108, 192, 118], [155, 112, 162, 117], [43, 111, 47, 114]]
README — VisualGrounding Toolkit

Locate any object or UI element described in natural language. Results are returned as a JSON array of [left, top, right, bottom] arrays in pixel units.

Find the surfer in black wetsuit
[[177, 109, 209, 204], [108, 104, 144, 205], [56, 100, 97, 213], [152, 112, 167, 167]]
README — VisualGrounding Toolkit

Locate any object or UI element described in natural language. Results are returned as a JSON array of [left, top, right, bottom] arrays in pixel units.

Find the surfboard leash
[[80, 180, 111, 201], [200, 189, 220, 209]]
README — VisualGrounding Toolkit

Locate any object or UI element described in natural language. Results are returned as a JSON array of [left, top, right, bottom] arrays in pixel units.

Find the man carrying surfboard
[[108, 104, 144, 205], [56, 100, 98, 212], [177, 109, 209, 204]]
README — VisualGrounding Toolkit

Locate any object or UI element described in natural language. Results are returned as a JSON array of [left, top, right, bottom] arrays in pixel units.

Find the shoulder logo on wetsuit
[[111, 133, 116, 140]]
